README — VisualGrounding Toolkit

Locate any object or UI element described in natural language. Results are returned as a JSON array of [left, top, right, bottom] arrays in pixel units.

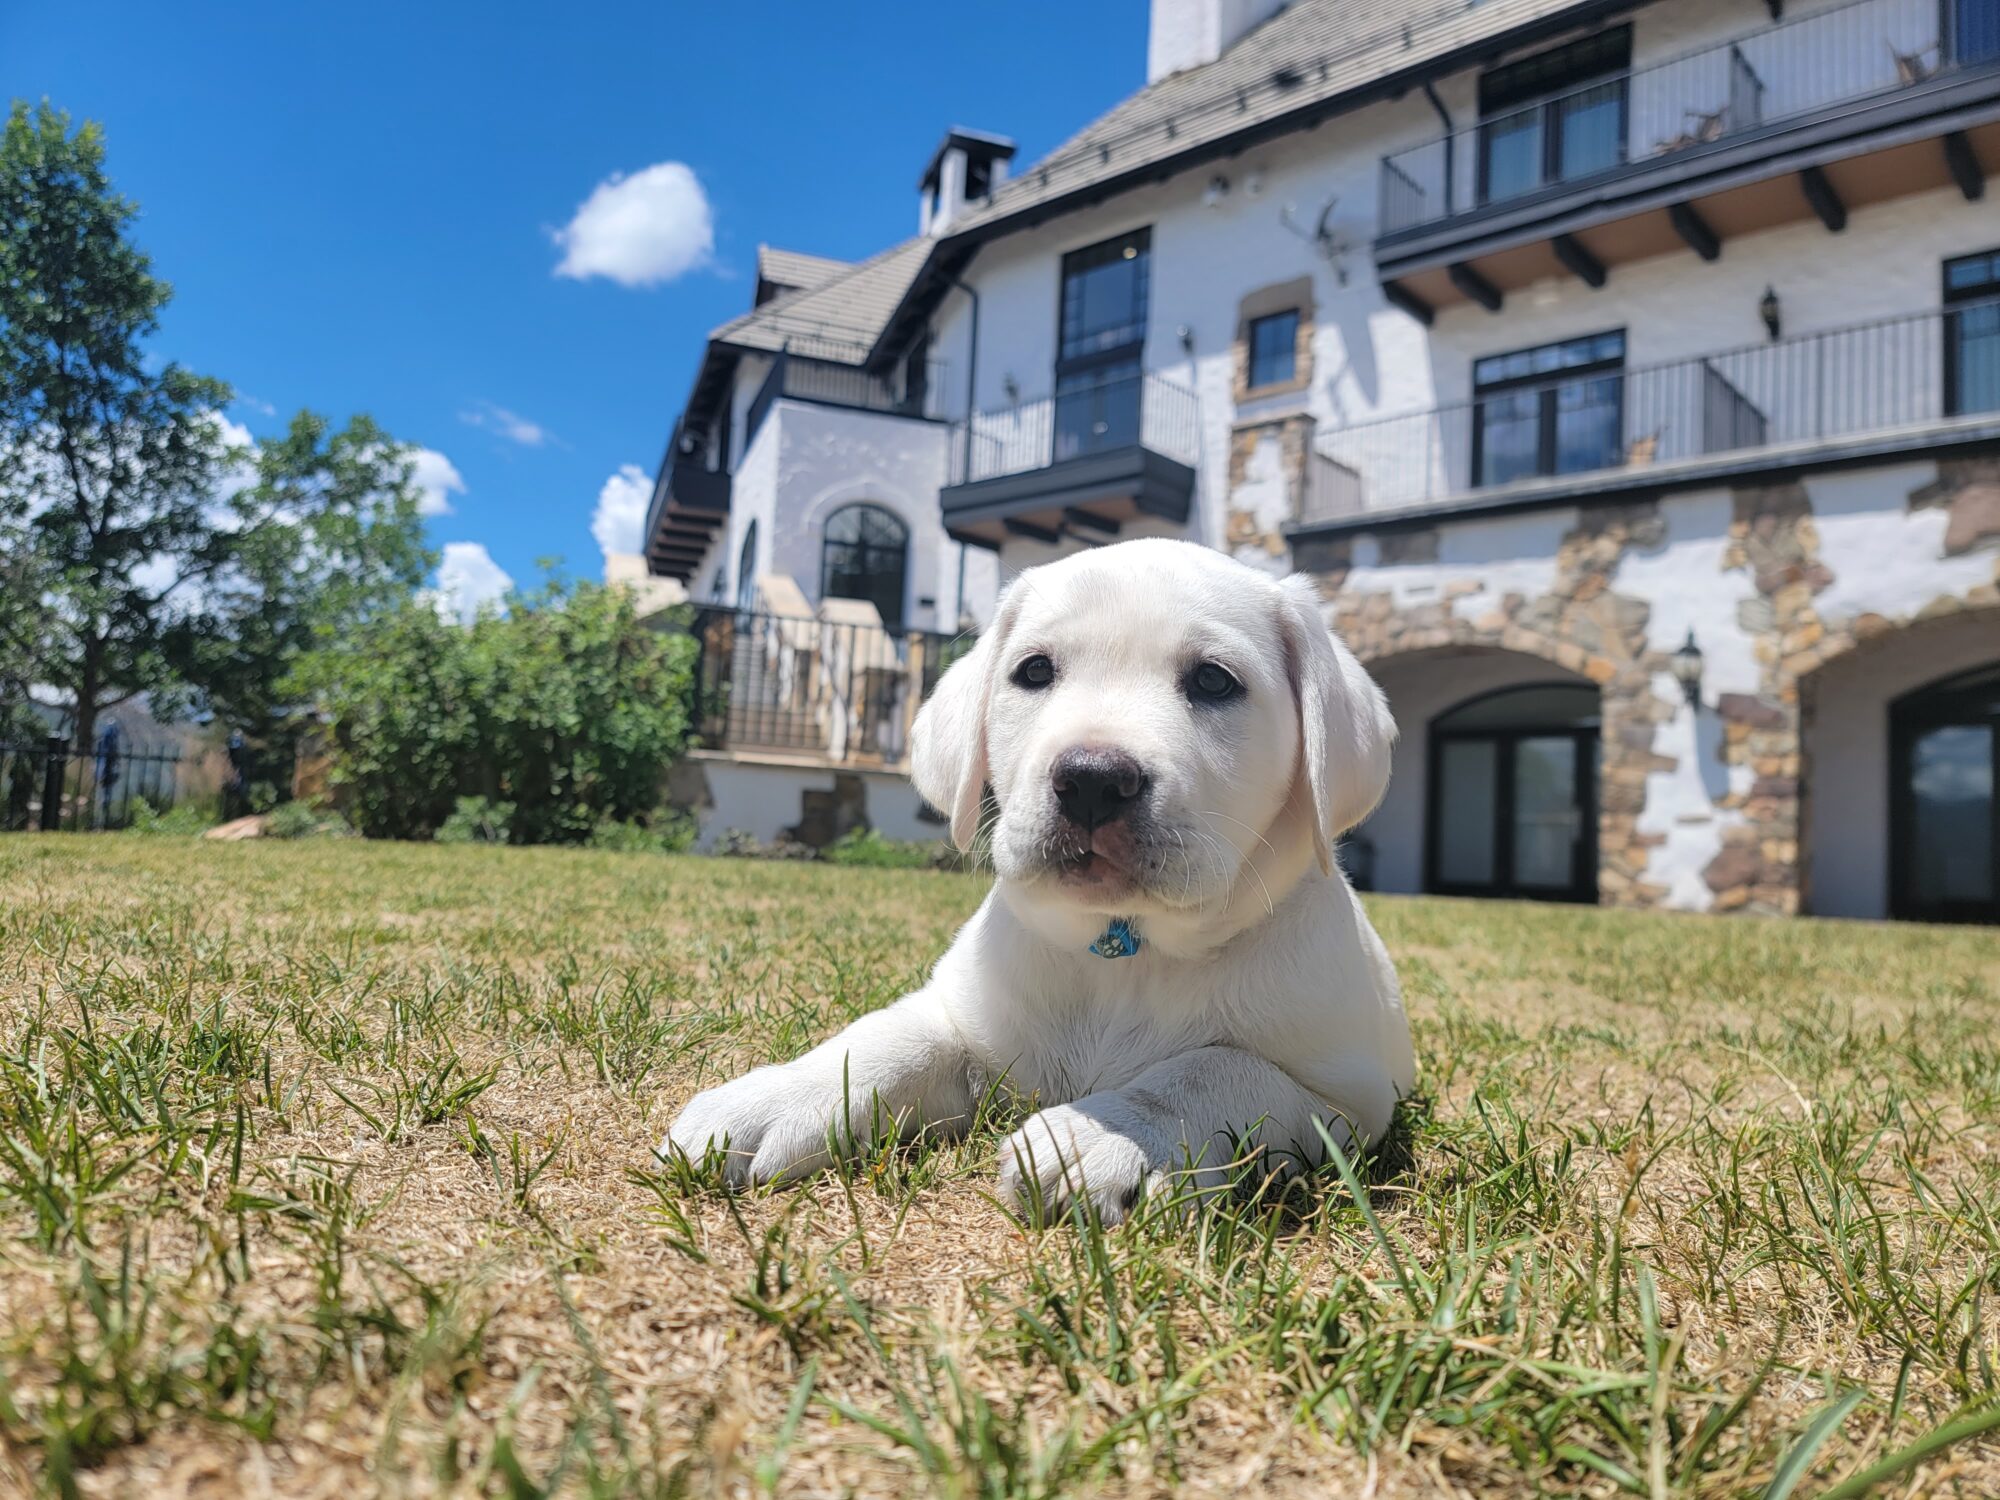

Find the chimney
[[919, 127, 1017, 236], [1148, 0, 1290, 82]]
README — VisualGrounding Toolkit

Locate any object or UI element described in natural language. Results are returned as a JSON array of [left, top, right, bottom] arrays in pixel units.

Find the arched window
[[1891, 660, 1999, 923], [820, 504, 908, 630], [735, 522, 760, 613], [1428, 682, 1600, 903]]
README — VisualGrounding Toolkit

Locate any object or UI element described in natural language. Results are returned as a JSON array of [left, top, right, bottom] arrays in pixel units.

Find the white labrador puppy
[[661, 538, 1413, 1222]]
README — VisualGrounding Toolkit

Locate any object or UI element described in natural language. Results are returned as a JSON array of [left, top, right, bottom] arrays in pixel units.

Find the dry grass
[[0, 835, 1997, 1498]]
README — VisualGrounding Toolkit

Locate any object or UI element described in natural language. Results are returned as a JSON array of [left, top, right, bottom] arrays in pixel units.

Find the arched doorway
[[735, 522, 760, 614], [820, 504, 908, 630], [1426, 682, 1600, 902], [1891, 662, 1998, 923]]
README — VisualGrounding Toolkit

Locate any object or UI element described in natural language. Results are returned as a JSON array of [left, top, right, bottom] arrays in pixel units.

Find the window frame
[[1943, 247, 2000, 419], [818, 503, 910, 633], [1889, 661, 2000, 924], [1053, 228, 1152, 460], [735, 522, 760, 614], [1475, 25, 1632, 208], [1246, 308, 1302, 392], [1470, 329, 1627, 487], [1424, 682, 1601, 904]]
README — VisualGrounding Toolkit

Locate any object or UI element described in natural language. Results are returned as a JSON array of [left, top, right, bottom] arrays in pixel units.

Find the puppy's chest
[[981, 976, 1219, 1103]]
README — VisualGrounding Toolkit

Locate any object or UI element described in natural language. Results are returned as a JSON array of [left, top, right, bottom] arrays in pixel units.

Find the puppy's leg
[[661, 990, 974, 1187], [1000, 1046, 1396, 1225]]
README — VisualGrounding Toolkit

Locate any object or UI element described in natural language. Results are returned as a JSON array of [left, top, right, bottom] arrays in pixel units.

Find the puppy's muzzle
[[1051, 747, 1151, 832]]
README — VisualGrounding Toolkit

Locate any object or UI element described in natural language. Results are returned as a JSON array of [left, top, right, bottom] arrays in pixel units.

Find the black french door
[[1890, 662, 2000, 923], [1428, 722, 1599, 903]]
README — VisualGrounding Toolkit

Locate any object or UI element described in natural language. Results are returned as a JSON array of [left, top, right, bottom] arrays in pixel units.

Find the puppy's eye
[[1187, 662, 1241, 704], [1012, 654, 1056, 690]]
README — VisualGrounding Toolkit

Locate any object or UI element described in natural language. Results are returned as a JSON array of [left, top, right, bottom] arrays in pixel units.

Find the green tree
[[0, 508, 54, 741], [295, 578, 698, 842], [179, 410, 433, 762], [0, 100, 231, 756]]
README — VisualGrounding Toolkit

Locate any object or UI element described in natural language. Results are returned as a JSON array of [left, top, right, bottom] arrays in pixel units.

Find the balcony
[[644, 431, 733, 581], [1377, 0, 2000, 315], [744, 348, 942, 453], [940, 371, 1200, 547], [1289, 298, 2000, 533]]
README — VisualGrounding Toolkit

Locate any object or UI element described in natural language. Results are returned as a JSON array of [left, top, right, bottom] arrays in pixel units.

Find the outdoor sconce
[[1002, 373, 1019, 403], [1203, 174, 1231, 207], [1759, 286, 1782, 341], [1177, 323, 1195, 354], [1671, 628, 1705, 709]]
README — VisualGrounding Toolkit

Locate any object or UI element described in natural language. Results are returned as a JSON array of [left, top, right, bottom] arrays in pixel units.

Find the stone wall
[[1302, 460, 2000, 916]]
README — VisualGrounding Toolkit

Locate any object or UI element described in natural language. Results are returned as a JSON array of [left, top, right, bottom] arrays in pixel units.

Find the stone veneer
[[1296, 462, 2000, 916]]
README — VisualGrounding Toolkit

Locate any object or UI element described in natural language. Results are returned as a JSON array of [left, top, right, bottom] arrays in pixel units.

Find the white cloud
[[591, 463, 652, 561], [461, 401, 551, 447], [552, 162, 714, 288], [410, 448, 466, 517], [431, 542, 513, 625]]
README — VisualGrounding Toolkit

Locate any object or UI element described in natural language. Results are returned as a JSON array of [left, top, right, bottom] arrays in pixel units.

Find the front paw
[[658, 1066, 837, 1187], [999, 1104, 1162, 1227]]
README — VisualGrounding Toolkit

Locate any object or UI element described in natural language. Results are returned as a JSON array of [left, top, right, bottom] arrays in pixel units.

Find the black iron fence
[[1301, 298, 2000, 523], [1380, 0, 2000, 235], [947, 370, 1201, 486], [1, 735, 188, 833], [688, 607, 971, 766]]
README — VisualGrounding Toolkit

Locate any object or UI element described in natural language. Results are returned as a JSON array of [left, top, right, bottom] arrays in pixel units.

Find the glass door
[[1892, 663, 2000, 922]]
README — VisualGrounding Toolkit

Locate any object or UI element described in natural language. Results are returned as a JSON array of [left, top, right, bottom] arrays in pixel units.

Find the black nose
[[1051, 747, 1150, 830]]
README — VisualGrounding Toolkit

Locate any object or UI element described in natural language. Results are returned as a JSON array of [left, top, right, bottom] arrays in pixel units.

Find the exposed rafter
[[1003, 517, 1062, 545], [1552, 233, 1607, 289], [1063, 508, 1120, 537], [1668, 201, 1721, 261], [1382, 279, 1434, 326], [1944, 131, 1987, 201], [1799, 165, 1847, 232], [1447, 261, 1502, 313]]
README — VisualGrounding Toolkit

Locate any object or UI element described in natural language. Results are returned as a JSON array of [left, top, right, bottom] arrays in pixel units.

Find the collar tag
[[1089, 917, 1141, 960]]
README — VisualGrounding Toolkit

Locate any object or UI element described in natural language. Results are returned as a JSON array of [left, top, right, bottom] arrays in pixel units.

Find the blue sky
[[5, 2, 1145, 612]]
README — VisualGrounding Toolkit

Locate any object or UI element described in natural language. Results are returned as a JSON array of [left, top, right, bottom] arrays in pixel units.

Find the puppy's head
[[913, 539, 1393, 915]]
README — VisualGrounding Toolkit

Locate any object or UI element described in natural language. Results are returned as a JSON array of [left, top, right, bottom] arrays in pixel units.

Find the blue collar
[[1089, 917, 1142, 959]]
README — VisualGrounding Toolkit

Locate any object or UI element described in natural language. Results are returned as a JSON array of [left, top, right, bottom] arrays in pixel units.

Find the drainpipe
[[946, 272, 980, 626], [1422, 80, 1455, 214]]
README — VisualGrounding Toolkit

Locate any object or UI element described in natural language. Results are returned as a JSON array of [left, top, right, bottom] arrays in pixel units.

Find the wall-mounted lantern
[[1002, 373, 1019, 404], [1671, 628, 1706, 709], [1759, 285, 1782, 341]]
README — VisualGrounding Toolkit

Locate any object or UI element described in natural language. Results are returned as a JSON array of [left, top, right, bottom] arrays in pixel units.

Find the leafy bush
[[822, 828, 948, 869], [127, 797, 219, 837], [293, 579, 698, 843], [264, 801, 349, 840], [587, 811, 696, 855], [436, 797, 513, 845]]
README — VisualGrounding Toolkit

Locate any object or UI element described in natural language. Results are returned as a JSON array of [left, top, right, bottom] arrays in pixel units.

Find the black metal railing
[[644, 421, 731, 555], [946, 371, 1200, 486], [744, 350, 944, 453], [1380, 0, 2000, 236], [688, 608, 972, 767], [1300, 298, 2000, 523], [1, 735, 188, 833]]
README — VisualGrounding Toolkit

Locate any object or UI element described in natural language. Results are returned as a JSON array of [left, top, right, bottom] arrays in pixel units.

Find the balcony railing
[[1299, 298, 2000, 524], [946, 371, 1199, 486], [744, 350, 943, 452], [688, 607, 972, 768], [1379, 0, 2000, 238]]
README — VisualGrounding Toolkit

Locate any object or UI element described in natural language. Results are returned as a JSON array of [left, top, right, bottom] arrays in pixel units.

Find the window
[[1945, 248, 2000, 418], [1472, 330, 1625, 487], [1054, 228, 1151, 460], [1891, 661, 2000, 923], [735, 522, 759, 614], [820, 504, 909, 631], [1950, 0, 2000, 66], [1428, 683, 1600, 903], [1478, 27, 1630, 206], [1247, 310, 1300, 390]]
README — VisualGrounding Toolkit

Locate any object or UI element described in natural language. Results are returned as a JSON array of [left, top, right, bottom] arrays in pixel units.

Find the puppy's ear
[[912, 584, 1021, 852], [1276, 574, 1396, 876]]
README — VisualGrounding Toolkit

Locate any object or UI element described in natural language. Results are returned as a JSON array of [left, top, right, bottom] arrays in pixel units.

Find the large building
[[649, 0, 2000, 922]]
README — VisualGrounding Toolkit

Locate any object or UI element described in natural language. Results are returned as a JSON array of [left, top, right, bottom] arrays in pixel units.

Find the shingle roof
[[946, 0, 1604, 241], [713, 238, 933, 364], [754, 245, 851, 296]]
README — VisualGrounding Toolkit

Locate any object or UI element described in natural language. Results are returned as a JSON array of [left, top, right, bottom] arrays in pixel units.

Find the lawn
[[0, 839, 1997, 1498]]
